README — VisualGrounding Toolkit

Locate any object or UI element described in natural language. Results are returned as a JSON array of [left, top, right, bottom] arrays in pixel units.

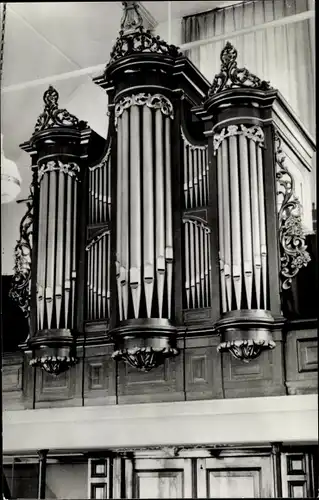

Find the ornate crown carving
[[106, 1, 181, 69], [208, 42, 272, 96], [33, 86, 86, 134], [275, 133, 311, 290]]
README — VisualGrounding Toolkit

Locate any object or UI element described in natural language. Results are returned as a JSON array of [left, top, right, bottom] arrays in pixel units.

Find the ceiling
[[1, 2, 237, 158]]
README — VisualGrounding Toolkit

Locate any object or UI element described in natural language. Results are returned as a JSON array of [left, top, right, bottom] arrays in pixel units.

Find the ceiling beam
[[1, 9, 314, 95]]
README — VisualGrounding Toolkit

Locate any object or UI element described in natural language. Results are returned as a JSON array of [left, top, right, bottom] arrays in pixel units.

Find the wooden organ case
[[7, 2, 317, 499]]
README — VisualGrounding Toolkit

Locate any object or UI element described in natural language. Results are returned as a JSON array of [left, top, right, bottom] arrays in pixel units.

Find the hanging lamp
[[1, 3, 21, 204]]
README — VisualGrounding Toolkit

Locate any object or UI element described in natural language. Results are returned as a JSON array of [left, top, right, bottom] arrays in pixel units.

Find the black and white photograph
[[0, 1, 317, 498]]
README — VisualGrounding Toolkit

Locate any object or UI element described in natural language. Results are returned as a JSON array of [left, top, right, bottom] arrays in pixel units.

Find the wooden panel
[[285, 327, 318, 395], [297, 339, 318, 372], [281, 452, 315, 498], [185, 337, 223, 400], [88, 458, 111, 499], [34, 352, 82, 407], [117, 351, 184, 404], [222, 333, 286, 398], [2, 353, 25, 410], [2, 363, 23, 392], [129, 458, 193, 499], [197, 456, 273, 498], [84, 344, 116, 405], [135, 470, 183, 499], [207, 469, 260, 498]]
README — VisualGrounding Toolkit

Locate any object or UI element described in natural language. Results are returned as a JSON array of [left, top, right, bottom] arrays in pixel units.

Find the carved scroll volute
[[275, 133, 311, 290], [9, 188, 34, 321], [193, 42, 285, 363], [20, 86, 91, 376]]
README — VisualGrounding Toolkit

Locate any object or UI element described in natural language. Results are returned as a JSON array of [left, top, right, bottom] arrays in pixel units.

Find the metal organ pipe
[[239, 134, 253, 309], [155, 109, 166, 318], [36, 161, 79, 331], [214, 124, 268, 313], [129, 105, 142, 319], [249, 139, 262, 309], [143, 106, 155, 319], [114, 93, 175, 324], [121, 110, 130, 320]]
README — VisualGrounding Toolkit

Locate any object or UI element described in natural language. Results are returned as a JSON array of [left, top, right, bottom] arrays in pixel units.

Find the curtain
[[182, 0, 315, 137]]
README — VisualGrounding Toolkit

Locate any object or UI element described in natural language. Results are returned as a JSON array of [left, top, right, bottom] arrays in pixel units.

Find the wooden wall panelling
[[34, 348, 82, 408], [281, 451, 315, 498], [84, 342, 116, 406], [125, 456, 193, 499], [117, 338, 184, 404], [197, 454, 274, 498], [88, 457, 112, 499], [2, 353, 24, 410], [285, 325, 318, 395], [184, 334, 223, 400], [221, 327, 286, 399], [22, 351, 36, 409]]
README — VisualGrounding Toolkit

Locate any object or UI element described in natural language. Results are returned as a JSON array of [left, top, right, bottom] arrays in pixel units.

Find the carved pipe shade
[[1, 134, 21, 204]]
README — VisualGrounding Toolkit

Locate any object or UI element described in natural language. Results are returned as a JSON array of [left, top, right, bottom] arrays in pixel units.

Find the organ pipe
[[213, 125, 268, 312], [143, 106, 155, 319], [130, 105, 142, 319], [114, 93, 175, 325]]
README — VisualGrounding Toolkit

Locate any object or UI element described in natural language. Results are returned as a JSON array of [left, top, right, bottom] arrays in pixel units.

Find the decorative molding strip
[[89, 140, 112, 172], [33, 86, 86, 134], [115, 93, 174, 120], [38, 160, 80, 183], [9, 188, 33, 318], [208, 42, 272, 96], [213, 124, 264, 153], [275, 132, 311, 290], [85, 229, 110, 251], [180, 128, 206, 151]]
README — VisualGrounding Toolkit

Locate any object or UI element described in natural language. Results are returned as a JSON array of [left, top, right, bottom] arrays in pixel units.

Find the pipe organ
[[19, 86, 91, 375], [13, 4, 313, 375], [86, 140, 112, 322]]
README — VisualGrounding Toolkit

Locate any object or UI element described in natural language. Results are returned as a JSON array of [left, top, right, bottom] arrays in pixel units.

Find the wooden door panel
[[135, 470, 183, 498], [197, 456, 273, 498], [130, 458, 192, 499], [207, 469, 261, 498]]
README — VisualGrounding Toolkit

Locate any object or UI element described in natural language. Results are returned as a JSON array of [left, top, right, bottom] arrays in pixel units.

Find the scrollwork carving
[[112, 346, 179, 372], [275, 133, 311, 290], [38, 160, 80, 183], [208, 42, 272, 96], [9, 189, 33, 318], [33, 86, 86, 134], [106, 2, 181, 68], [213, 124, 264, 153], [115, 93, 174, 120], [217, 339, 275, 363]]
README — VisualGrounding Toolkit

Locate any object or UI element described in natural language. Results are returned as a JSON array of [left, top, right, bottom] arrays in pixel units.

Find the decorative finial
[[208, 42, 272, 96], [106, 1, 181, 69], [33, 86, 86, 134], [120, 1, 143, 35]]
